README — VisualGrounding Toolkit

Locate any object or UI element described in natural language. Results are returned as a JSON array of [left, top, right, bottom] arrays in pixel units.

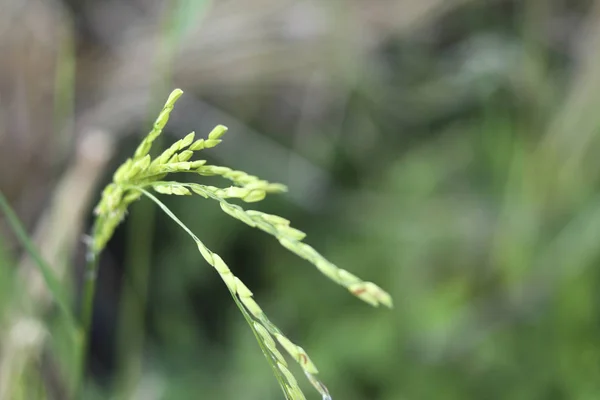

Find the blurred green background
[[2, 0, 600, 399]]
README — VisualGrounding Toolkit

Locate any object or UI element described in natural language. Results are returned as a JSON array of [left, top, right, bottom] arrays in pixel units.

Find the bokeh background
[[2, 0, 600, 399]]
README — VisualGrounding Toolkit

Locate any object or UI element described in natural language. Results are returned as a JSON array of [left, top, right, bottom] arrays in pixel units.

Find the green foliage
[[0, 192, 75, 328], [0, 193, 81, 398]]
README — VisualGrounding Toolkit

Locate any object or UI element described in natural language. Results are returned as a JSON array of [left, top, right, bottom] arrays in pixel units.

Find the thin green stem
[[75, 229, 100, 397], [81, 246, 99, 338]]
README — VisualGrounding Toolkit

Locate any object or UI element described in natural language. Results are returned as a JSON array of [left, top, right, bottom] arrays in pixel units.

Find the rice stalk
[[85, 88, 392, 398]]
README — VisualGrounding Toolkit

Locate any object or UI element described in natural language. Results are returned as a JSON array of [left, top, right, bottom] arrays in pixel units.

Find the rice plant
[[84, 89, 392, 399]]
